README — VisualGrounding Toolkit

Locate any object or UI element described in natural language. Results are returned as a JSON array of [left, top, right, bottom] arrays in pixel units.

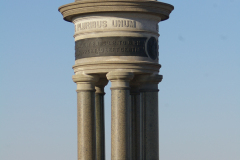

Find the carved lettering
[[75, 19, 137, 32], [129, 21, 136, 28], [76, 21, 107, 31], [75, 37, 147, 59], [78, 47, 144, 55], [112, 20, 136, 28]]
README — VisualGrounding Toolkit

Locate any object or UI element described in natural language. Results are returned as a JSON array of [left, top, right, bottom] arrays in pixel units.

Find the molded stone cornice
[[72, 61, 161, 75], [59, 0, 174, 22]]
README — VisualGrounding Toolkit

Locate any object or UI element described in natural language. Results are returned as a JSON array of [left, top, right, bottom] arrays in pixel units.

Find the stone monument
[[59, 0, 174, 159]]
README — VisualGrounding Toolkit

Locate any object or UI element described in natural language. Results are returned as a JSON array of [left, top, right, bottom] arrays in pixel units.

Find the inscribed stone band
[[75, 37, 158, 60]]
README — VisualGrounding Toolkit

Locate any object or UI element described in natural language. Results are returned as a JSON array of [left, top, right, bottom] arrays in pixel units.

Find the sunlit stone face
[[73, 16, 159, 37]]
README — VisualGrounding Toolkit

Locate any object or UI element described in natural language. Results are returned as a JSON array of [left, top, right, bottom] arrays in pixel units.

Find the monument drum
[[59, 0, 174, 160]]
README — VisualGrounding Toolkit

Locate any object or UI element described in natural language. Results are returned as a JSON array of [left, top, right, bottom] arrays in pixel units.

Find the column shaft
[[77, 91, 96, 160], [95, 78, 108, 160], [141, 91, 159, 160], [130, 85, 141, 160], [111, 89, 131, 159], [107, 71, 134, 160], [73, 74, 99, 160], [139, 74, 163, 160], [95, 92, 105, 160]]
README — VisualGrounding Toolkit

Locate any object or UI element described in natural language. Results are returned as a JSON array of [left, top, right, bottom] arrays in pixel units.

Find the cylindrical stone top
[[59, 0, 173, 75]]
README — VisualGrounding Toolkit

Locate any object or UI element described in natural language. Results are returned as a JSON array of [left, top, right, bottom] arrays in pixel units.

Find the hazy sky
[[1, 0, 239, 160]]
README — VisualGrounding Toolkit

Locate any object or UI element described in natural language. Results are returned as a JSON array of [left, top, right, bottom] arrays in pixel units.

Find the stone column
[[72, 74, 99, 160], [139, 74, 163, 160], [106, 71, 134, 160], [95, 78, 108, 160], [130, 77, 141, 160]]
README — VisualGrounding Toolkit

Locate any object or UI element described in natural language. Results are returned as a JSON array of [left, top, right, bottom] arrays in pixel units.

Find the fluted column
[[139, 74, 163, 160], [95, 78, 108, 160], [106, 71, 134, 160], [130, 77, 141, 160], [72, 74, 99, 160]]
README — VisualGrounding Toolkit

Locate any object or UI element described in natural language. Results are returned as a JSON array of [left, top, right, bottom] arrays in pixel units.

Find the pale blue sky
[[0, 0, 239, 160]]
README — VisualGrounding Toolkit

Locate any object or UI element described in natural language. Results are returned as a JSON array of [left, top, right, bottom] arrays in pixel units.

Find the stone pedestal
[[59, 0, 174, 159]]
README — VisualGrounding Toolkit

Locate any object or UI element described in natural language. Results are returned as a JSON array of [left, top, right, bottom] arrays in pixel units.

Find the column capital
[[95, 78, 109, 94], [72, 73, 99, 91], [138, 74, 163, 83], [106, 71, 134, 90], [72, 73, 99, 83], [107, 71, 134, 81], [139, 74, 163, 92]]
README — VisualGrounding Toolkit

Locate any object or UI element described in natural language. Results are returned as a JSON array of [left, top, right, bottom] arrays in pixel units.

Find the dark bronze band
[[75, 37, 148, 59]]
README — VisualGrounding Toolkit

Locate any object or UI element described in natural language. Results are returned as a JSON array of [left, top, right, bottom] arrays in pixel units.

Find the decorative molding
[[59, 1, 174, 22]]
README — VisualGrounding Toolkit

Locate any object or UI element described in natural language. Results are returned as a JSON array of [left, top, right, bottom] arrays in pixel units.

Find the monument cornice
[[72, 61, 161, 74], [58, 0, 174, 22], [73, 29, 160, 38]]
